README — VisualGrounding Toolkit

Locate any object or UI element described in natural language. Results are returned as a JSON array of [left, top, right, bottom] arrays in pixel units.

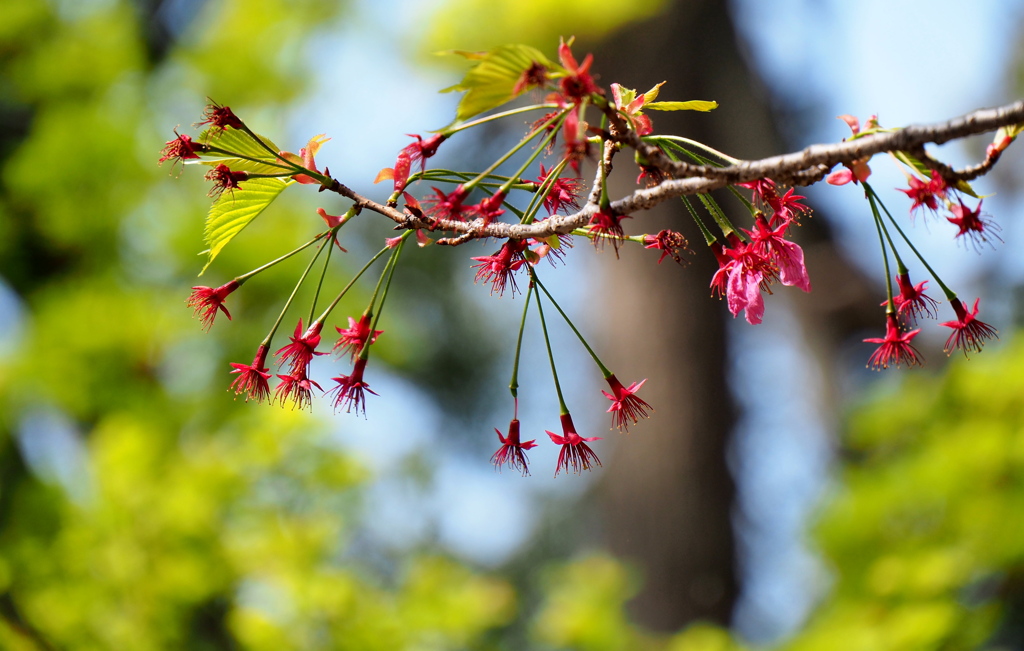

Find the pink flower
[[745, 216, 811, 292], [864, 313, 923, 370], [229, 344, 273, 403], [602, 375, 652, 432], [196, 101, 244, 132], [941, 297, 998, 357], [204, 164, 248, 198], [947, 199, 1001, 249], [159, 132, 200, 167], [535, 165, 583, 215], [711, 238, 773, 325], [557, 38, 600, 103], [329, 357, 378, 415], [547, 413, 602, 476], [334, 314, 383, 361], [275, 368, 322, 411], [471, 239, 527, 296], [643, 230, 688, 265], [186, 280, 240, 330], [491, 419, 537, 475], [275, 319, 326, 374], [887, 272, 938, 322], [561, 106, 590, 174]]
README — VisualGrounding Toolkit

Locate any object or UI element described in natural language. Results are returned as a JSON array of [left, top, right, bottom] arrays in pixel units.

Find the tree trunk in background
[[590, 0, 877, 632]]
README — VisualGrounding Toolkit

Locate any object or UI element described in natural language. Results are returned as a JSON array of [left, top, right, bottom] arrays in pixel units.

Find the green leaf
[[194, 127, 293, 175], [441, 44, 555, 124], [645, 100, 719, 112], [201, 177, 291, 274]]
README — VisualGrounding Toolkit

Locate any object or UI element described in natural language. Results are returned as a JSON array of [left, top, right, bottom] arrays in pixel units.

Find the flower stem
[[532, 270, 569, 415], [533, 274, 612, 378], [865, 185, 896, 311], [259, 234, 332, 348], [309, 226, 342, 324], [508, 283, 535, 399], [235, 231, 331, 284], [446, 103, 560, 134], [360, 233, 409, 361], [312, 240, 398, 326], [462, 110, 566, 192]]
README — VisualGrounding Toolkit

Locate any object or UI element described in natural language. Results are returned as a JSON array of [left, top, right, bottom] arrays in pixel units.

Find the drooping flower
[[643, 230, 688, 265], [745, 216, 811, 292], [588, 210, 629, 256], [187, 280, 240, 330], [159, 132, 200, 167], [204, 164, 249, 198], [196, 101, 244, 133], [547, 413, 602, 476], [941, 297, 998, 357], [898, 170, 947, 217], [329, 357, 378, 416], [424, 185, 470, 224], [491, 419, 538, 475], [229, 344, 272, 403], [535, 164, 583, 215], [334, 314, 383, 361], [275, 368, 322, 411], [947, 199, 1001, 249], [887, 272, 938, 321], [275, 319, 326, 373], [602, 375, 652, 432], [471, 239, 527, 296], [557, 38, 600, 103], [469, 190, 507, 228], [864, 312, 923, 370], [768, 188, 810, 225]]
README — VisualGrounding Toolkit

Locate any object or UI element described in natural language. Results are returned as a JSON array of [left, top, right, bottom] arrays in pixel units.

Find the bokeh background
[[2, 0, 1024, 649]]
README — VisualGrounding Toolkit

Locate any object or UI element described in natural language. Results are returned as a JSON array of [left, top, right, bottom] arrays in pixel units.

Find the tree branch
[[322, 100, 1024, 242]]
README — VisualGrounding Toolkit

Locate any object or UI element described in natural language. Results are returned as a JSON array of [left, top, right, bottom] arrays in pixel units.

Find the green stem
[[496, 111, 568, 195], [865, 187, 896, 311], [462, 110, 566, 192], [446, 103, 560, 134], [508, 284, 535, 399], [235, 231, 331, 284], [259, 234, 332, 347], [309, 227, 341, 324], [360, 233, 409, 361], [531, 269, 568, 415], [313, 242, 396, 325], [534, 276, 611, 377], [682, 196, 717, 245]]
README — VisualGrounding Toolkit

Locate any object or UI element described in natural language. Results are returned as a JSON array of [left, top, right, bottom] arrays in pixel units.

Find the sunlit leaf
[[645, 100, 718, 112], [441, 44, 555, 123], [201, 177, 291, 273], [194, 127, 292, 175]]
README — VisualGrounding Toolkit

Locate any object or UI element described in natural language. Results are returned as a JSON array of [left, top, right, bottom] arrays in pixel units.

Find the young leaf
[[195, 128, 293, 175], [442, 44, 555, 124], [201, 177, 292, 274], [646, 100, 719, 112]]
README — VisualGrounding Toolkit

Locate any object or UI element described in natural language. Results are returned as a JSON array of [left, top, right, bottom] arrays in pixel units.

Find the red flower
[[561, 106, 590, 174], [602, 375, 652, 432], [513, 61, 549, 95], [334, 314, 383, 361], [947, 199, 1001, 249], [557, 38, 600, 103], [393, 133, 447, 191], [535, 165, 582, 215], [588, 210, 629, 256], [424, 185, 470, 224], [547, 413, 602, 476], [159, 132, 200, 167], [204, 164, 248, 198], [229, 344, 272, 403], [864, 313, 923, 370], [275, 368, 322, 411], [329, 357, 378, 415], [196, 101, 244, 132], [643, 230, 688, 265], [469, 190, 507, 228], [899, 170, 947, 217], [491, 419, 537, 475], [941, 297, 998, 357], [275, 319, 326, 373], [471, 239, 527, 296], [886, 272, 938, 321], [186, 280, 240, 330], [711, 239, 773, 325]]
